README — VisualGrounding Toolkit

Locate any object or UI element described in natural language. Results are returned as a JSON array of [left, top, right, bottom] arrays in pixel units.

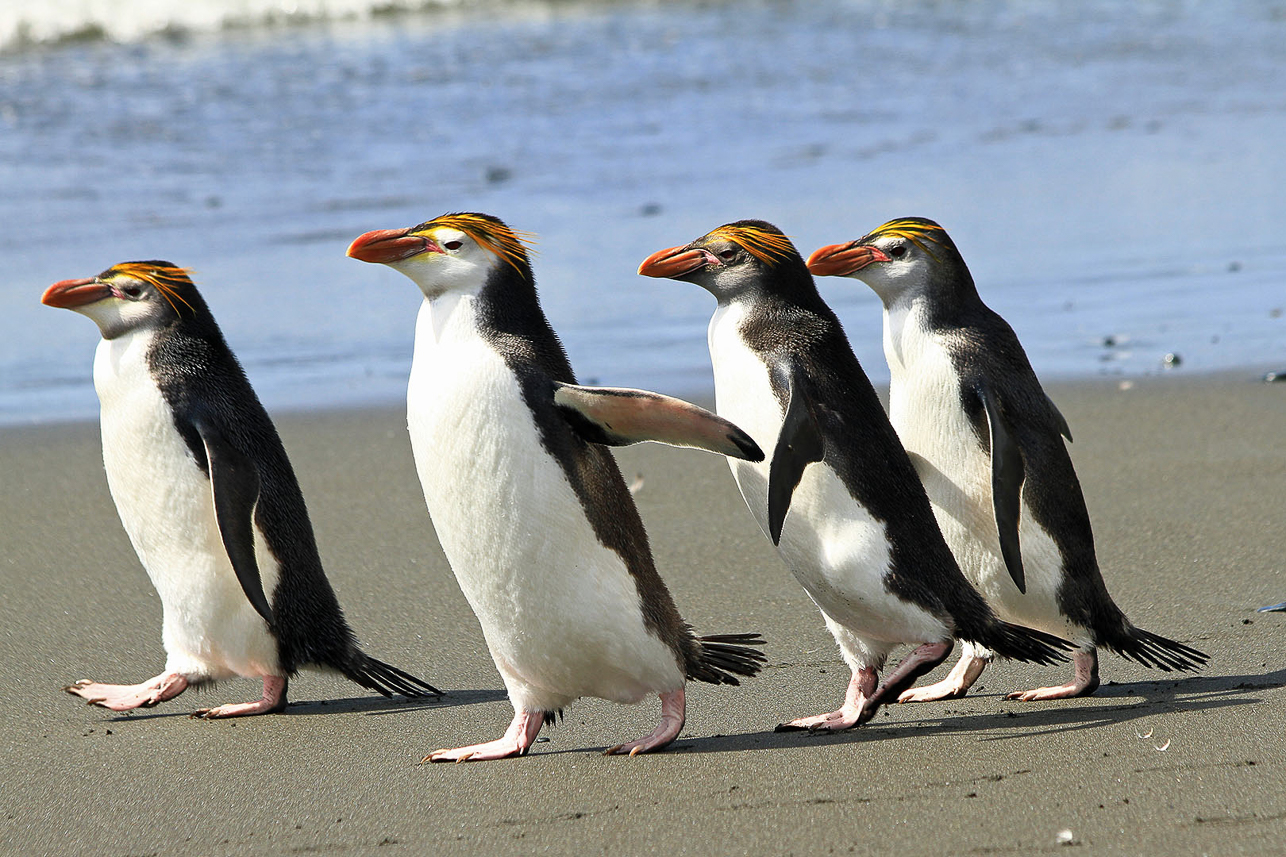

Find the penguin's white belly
[[708, 304, 944, 645], [406, 299, 682, 712], [93, 333, 280, 679], [884, 317, 1076, 640]]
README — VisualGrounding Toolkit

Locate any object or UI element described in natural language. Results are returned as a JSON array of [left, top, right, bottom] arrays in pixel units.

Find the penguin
[[806, 218, 1209, 701], [42, 262, 438, 718], [346, 212, 766, 761], [638, 220, 1071, 731]]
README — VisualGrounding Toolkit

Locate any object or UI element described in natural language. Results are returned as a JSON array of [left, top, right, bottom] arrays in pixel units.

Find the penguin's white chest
[[93, 331, 279, 680], [883, 305, 1071, 637], [406, 296, 681, 712], [707, 303, 935, 643]]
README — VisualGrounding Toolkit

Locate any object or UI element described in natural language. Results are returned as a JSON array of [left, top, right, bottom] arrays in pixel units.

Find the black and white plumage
[[347, 213, 766, 761], [808, 218, 1208, 701], [639, 220, 1071, 731], [43, 262, 438, 718]]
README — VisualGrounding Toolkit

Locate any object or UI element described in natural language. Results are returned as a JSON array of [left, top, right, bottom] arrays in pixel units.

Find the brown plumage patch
[[417, 213, 536, 274], [107, 262, 197, 317], [707, 224, 797, 266]]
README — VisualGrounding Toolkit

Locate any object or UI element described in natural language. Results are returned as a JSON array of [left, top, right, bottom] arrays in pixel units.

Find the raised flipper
[[978, 383, 1026, 594], [194, 418, 273, 624], [767, 362, 825, 546], [552, 383, 763, 462]]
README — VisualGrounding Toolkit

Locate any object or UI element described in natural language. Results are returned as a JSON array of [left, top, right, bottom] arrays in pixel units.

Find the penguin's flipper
[[767, 361, 825, 546], [1046, 394, 1073, 442], [552, 383, 763, 462], [195, 420, 274, 624], [978, 383, 1027, 594]]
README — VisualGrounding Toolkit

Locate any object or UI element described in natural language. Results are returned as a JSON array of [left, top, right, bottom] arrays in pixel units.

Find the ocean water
[[2, 0, 1284, 425]]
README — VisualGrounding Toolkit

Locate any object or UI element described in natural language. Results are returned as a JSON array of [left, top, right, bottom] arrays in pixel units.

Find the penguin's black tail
[[686, 633, 768, 686], [1105, 627, 1209, 672], [975, 621, 1075, 666], [341, 651, 441, 697]]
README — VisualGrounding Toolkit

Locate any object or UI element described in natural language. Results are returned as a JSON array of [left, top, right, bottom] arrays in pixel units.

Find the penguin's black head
[[806, 217, 973, 309], [637, 219, 812, 302], [347, 211, 536, 301], [42, 261, 204, 339]]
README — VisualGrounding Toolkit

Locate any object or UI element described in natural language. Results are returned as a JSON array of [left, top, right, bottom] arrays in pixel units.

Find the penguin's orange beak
[[347, 228, 442, 264], [41, 277, 113, 308], [637, 245, 719, 279], [806, 243, 890, 277]]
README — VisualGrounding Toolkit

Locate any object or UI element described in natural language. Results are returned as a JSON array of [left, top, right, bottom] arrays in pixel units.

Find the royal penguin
[[43, 262, 438, 717], [347, 213, 766, 761], [807, 218, 1209, 700], [638, 220, 1071, 731]]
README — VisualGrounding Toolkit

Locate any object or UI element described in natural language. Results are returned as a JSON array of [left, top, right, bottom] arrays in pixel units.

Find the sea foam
[[0, 0, 466, 50]]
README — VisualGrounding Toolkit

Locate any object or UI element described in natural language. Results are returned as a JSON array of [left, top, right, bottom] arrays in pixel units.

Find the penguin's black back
[[937, 294, 1129, 640], [467, 243, 709, 675], [141, 281, 364, 676], [738, 247, 997, 632]]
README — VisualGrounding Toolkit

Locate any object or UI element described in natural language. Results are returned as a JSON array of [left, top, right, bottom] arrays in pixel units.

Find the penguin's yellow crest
[[418, 213, 536, 274], [108, 262, 197, 317], [866, 219, 947, 257], [707, 224, 796, 266]]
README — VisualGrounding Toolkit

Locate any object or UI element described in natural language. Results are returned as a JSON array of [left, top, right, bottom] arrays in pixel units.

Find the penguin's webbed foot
[[774, 709, 863, 733], [898, 651, 989, 704], [774, 667, 876, 733], [65, 673, 189, 711], [191, 675, 288, 719], [604, 689, 685, 757], [424, 709, 545, 763], [1004, 649, 1099, 701]]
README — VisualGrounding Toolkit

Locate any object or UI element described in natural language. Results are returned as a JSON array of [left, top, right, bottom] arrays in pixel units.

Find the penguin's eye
[[443, 240, 463, 251], [718, 248, 737, 261], [889, 245, 907, 260], [122, 285, 144, 298]]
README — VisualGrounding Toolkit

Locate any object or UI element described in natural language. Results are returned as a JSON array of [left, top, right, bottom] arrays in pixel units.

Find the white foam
[[0, 0, 464, 50]]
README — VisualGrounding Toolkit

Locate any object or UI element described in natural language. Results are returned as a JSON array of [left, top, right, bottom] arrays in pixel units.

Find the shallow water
[[2, 0, 1284, 425]]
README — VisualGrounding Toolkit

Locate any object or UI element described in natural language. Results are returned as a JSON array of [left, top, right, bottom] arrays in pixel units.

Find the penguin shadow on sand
[[666, 666, 1285, 755], [86, 686, 502, 723]]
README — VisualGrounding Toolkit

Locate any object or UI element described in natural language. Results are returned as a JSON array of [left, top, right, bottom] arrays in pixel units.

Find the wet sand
[[2, 372, 1284, 856]]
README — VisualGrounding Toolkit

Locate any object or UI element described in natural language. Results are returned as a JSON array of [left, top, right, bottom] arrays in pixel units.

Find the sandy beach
[[0, 371, 1283, 855]]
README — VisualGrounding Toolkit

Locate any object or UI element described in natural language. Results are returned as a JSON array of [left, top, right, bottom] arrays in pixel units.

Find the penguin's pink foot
[[605, 689, 685, 756], [775, 667, 877, 732], [1005, 649, 1100, 701], [65, 672, 189, 711], [192, 675, 288, 719], [425, 710, 545, 763], [898, 652, 988, 704]]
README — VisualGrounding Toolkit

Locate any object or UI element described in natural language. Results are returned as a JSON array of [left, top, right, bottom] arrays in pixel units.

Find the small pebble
[[1162, 353, 1181, 368], [1056, 829, 1076, 845], [1263, 371, 1286, 383]]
